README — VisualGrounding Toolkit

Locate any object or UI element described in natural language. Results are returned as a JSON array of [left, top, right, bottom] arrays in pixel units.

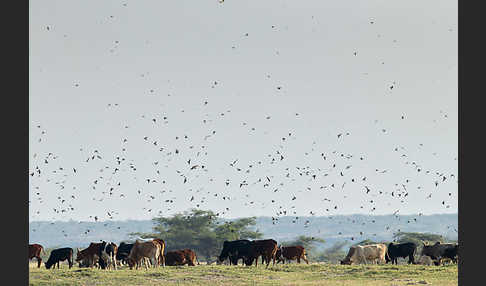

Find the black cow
[[421, 242, 456, 262], [386, 242, 417, 265], [45, 247, 74, 269], [218, 239, 252, 265], [440, 244, 458, 264], [116, 242, 134, 265]]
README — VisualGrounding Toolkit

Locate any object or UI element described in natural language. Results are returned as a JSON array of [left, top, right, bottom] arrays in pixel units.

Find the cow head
[[243, 256, 254, 266], [75, 249, 86, 262], [218, 241, 230, 262], [275, 246, 282, 262], [100, 241, 107, 252], [126, 257, 136, 269], [340, 258, 352, 265]]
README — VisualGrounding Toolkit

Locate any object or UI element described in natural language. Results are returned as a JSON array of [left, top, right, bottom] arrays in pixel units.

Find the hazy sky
[[29, 0, 457, 222]]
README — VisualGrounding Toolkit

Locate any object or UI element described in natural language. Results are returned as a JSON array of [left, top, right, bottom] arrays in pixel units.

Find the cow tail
[[385, 250, 391, 262], [41, 246, 46, 256]]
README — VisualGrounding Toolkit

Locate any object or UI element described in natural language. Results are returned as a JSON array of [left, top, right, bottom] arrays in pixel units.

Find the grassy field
[[29, 262, 458, 286]]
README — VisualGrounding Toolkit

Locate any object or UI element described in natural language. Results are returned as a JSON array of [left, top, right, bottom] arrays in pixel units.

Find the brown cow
[[181, 249, 199, 266], [245, 239, 278, 268], [165, 250, 187, 266], [276, 245, 309, 264], [126, 240, 161, 270], [29, 244, 45, 268], [76, 241, 109, 269], [152, 238, 166, 266]]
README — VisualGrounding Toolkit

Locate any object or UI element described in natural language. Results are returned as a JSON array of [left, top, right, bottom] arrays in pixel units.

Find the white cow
[[340, 244, 388, 265]]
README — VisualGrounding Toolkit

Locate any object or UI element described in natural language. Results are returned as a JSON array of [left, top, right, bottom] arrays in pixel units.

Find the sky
[[29, 0, 457, 222]]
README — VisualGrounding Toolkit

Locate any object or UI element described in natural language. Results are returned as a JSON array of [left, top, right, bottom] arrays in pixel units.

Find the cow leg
[[37, 257, 42, 268], [145, 257, 150, 269], [149, 257, 154, 268]]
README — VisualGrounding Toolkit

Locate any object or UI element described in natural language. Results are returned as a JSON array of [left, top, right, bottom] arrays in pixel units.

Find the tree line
[[128, 209, 456, 263], [33, 209, 456, 264]]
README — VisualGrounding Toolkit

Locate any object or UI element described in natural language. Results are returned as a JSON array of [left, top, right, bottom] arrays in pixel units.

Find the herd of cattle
[[340, 241, 458, 266], [28, 239, 458, 270]]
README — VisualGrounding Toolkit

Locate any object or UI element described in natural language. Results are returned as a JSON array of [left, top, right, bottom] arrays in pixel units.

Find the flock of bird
[[30, 1, 457, 243]]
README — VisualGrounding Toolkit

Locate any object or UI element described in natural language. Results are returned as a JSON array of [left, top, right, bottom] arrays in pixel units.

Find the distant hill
[[29, 214, 457, 250]]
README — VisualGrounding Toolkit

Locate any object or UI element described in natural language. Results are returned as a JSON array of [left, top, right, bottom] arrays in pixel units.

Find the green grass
[[29, 262, 458, 286]]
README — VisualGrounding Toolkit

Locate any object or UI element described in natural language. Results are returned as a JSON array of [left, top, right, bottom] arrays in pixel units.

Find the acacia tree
[[131, 209, 262, 261], [214, 218, 263, 242], [393, 232, 445, 245]]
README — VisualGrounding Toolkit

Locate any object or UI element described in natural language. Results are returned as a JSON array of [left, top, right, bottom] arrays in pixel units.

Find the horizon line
[[29, 212, 458, 223]]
